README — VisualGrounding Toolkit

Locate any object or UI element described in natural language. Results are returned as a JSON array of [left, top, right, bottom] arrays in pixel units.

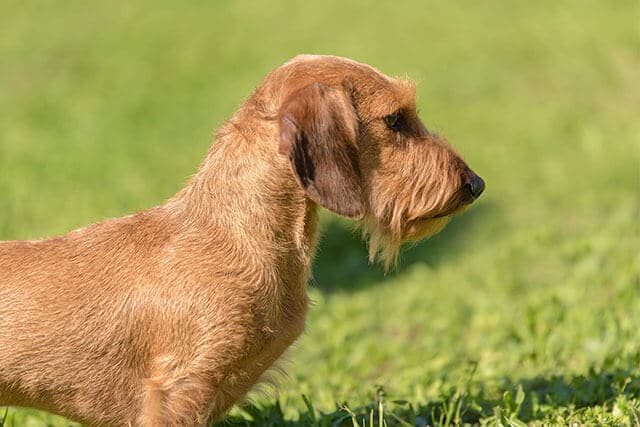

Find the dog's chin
[[404, 203, 471, 241], [404, 216, 451, 241]]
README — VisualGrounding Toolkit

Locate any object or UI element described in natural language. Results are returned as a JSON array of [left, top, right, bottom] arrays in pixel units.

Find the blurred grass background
[[1, 0, 638, 425]]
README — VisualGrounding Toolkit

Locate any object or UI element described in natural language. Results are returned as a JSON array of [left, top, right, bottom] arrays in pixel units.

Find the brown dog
[[0, 55, 484, 426]]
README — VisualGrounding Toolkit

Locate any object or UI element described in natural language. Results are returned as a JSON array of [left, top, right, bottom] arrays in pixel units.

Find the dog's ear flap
[[279, 82, 364, 218]]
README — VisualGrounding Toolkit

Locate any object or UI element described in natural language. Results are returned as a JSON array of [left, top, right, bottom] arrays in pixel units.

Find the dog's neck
[[169, 119, 320, 281]]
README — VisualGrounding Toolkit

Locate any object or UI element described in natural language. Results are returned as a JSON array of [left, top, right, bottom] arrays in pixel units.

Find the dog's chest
[[209, 242, 314, 411], [215, 294, 308, 411], [248, 284, 309, 373]]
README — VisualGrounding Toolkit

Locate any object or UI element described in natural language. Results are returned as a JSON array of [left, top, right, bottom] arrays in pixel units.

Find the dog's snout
[[465, 174, 485, 200]]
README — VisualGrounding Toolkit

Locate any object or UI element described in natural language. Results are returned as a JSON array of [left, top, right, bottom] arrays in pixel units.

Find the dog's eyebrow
[[379, 80, 417, 117], [378, 101, 416, 119]]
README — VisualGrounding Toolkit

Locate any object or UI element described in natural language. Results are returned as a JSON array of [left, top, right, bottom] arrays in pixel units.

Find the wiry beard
[[361, 215, 402, 271], [361, 214, 451, 271], [359, 140, 464, 270]]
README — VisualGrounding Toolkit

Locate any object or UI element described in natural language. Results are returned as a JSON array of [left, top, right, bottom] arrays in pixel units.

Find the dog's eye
[[384, 112, 402, 131]]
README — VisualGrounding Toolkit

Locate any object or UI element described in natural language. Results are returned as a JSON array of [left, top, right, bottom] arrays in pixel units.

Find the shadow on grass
[[312, 202, 494, 293], [214, 365, 640, 426]]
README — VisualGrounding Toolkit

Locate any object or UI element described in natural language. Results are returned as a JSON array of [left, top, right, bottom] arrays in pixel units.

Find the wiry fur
[[0, 55, 482, 426]]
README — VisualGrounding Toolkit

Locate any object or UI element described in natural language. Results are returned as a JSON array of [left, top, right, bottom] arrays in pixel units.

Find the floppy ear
[[278, 82, 364, 218]]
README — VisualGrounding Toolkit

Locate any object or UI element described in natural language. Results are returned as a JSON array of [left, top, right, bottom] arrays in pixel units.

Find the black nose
[[467, 174, 485, 200]]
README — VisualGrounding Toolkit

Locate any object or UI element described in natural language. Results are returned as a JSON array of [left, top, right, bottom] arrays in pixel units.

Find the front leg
[[138, 355, 218, 427]]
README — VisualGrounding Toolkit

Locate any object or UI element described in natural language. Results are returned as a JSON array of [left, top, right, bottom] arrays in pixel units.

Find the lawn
[[1, 1, 639, 425]]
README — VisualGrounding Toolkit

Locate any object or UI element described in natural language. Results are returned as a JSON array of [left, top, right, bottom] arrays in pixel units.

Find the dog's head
[[275, 55, 484, 266]]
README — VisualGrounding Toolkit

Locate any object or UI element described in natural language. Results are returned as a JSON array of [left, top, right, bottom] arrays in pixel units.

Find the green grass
[[1, 0, 639, 425]]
